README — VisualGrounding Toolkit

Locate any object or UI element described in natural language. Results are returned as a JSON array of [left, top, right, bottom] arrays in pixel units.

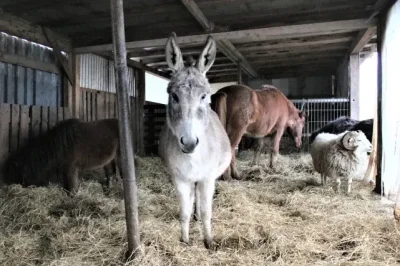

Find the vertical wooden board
[[0, 104, 10, 181], [19, 105, 30, 148], [97, 92, 105, 120], [49, 107, 57, 129], [88, 91, 92, 121], [80, 90, 84, 120], [83, 90, 88, 122], [106, 92, 110, 119], [57, 107, 64, 123], [41, 107, 49, 134], [64, 108, 72, 120], [110, 93, 115, 118], [30, 106, 41, 138], [10, 104, 20, 154], [94, 92, 98, 121]]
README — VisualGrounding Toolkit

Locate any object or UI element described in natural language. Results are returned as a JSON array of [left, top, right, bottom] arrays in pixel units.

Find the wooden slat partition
[[0, 103, 70, 183]]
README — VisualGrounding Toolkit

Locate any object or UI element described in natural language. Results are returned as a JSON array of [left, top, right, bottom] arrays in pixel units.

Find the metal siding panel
[[0, 62, 5, 103]]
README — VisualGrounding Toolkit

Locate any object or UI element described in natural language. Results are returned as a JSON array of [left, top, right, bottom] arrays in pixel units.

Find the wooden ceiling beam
[[349, 27, 377, 54], [179, 0, 258, 77], [0, 9, 72, 51], [74, 18, 376, 54], [243, 44, 349, 58]]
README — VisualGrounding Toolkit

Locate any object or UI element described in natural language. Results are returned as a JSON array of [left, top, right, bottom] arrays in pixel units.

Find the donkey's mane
[[6, 118, 81, 183]]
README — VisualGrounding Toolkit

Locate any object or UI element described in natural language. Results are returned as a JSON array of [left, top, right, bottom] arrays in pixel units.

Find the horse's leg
[[227, 128, 247, 180], [198, 178, 216, 249], [102, 160, 116, 194], [251, 138, 263, 166], [270, 127, 285, 169], [175, 180, 195, 245], [63, 164, 79, 196]]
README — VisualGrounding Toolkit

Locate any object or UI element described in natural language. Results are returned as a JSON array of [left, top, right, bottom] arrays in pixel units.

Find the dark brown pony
[[211, 84, 306, 180], [4, 118, 121, 194]]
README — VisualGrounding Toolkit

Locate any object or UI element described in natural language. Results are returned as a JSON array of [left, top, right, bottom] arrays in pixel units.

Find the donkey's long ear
[[197, 35, 217, 74], [165, 32, 184, 72]]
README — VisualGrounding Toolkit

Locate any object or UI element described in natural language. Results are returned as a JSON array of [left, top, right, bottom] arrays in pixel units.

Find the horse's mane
[[5, 118, 82, 184]]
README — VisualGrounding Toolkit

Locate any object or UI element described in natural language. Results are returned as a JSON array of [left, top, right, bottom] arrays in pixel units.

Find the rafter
[[74, 19, 376, 54], [178, 0, 258, 77]]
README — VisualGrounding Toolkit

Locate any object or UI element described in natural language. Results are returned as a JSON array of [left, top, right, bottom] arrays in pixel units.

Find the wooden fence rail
[[0, 103, 71, 183]]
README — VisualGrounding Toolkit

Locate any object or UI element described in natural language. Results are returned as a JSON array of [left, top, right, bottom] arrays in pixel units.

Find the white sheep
[[310, 130, 372, 193]]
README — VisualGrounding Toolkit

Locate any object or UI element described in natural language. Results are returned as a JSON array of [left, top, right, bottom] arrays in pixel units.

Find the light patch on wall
[[145, 72, 169, 105], [359, 52, 377, 120], [211, 82, 237, 94]]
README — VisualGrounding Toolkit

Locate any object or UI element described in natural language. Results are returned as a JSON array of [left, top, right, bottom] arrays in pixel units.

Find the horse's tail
[[211, 91, 228, 129]]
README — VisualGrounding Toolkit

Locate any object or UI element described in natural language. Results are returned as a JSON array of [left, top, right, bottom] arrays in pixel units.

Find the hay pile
[[0, 152, 399, 266]]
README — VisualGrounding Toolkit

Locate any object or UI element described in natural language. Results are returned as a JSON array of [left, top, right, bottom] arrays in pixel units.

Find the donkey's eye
[[201, 94, 206, 100], [172, 93, 179, 103]]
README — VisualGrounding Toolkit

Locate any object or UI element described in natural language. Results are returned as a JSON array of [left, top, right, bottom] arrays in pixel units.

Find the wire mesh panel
[[286, 98, 350, 151]]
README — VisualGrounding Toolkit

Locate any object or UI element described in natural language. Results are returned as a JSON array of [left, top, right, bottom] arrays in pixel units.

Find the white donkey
[[158, 32, 231, 249]]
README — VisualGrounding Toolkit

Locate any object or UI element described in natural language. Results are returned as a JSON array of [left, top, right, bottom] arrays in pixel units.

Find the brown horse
[[4, 118, 121, 194], [211, 84, 306, 180]]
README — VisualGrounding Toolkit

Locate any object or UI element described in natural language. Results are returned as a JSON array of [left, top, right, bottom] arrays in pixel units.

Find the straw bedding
[[0, 151, 399, 266]]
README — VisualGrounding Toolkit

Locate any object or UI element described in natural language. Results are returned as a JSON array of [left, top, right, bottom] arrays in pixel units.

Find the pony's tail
[[211, 91, 228, 129]]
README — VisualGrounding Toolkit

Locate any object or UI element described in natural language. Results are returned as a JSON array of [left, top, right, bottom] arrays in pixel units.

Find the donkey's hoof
[[180, 238, 191, 246], [222, 173, 232, 181], [193, 213, 201, 222], [204, 239, 214, 250]]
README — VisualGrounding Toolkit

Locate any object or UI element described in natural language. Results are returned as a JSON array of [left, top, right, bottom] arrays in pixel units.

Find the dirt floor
[[0, 151, 399, 266]]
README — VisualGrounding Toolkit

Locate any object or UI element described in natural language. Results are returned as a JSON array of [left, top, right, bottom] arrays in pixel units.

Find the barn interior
[[1, 0, 400, 265]]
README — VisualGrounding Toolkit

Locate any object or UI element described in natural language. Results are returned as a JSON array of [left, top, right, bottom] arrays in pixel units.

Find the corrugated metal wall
[[0, 32, 63, 107], [381, 0, 400, 203], [79, 53, 135, 96]]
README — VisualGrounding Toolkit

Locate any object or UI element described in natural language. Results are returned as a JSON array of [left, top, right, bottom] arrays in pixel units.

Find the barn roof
[[0, 0, 387, 82]]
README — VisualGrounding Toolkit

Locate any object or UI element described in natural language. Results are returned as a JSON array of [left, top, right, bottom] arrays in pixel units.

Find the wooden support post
[[237, 61, 242, 85], [136, 69, 146, 156], [363, 103, 378, 185], [349, 54, 360, 120], [42, 27, 74, 86], [110, 0, 140, 258]]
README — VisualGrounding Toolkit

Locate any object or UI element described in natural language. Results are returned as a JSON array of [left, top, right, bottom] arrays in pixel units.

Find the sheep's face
[[287, 110, 306, 149], [342, 130, 372, 153]]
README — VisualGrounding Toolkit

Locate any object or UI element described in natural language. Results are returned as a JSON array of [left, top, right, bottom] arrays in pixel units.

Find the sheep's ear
[[196, 35, 217, 74], [165, 32, 184, 72], [299, 110, 306, 119]]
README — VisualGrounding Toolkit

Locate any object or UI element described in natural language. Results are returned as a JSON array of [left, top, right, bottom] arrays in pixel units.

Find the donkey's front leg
[[198, 178, 216, 249], [175, 180, 195, 245]]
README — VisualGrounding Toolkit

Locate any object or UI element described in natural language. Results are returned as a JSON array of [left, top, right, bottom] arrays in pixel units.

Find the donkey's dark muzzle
[[180, 137, 199, 154]]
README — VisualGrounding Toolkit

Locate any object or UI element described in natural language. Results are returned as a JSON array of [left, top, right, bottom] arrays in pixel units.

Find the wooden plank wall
[[80, 87, 118, 121], [143, 104, 167, 155], [0, 103, 71, 183]]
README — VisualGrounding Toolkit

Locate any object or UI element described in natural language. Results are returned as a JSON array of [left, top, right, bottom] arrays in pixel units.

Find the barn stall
[[0, 0, 399, 265]]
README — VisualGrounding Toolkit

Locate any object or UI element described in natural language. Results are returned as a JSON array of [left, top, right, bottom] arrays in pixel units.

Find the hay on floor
[[0, 151, 399, 266]]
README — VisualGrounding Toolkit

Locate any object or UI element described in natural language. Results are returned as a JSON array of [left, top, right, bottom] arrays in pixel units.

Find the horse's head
[[165, 32, 216, 154], [287, 103, 307, 150]]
